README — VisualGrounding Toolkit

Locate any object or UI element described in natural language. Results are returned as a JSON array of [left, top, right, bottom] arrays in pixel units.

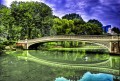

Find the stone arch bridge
[[17, 35, 120, 54]]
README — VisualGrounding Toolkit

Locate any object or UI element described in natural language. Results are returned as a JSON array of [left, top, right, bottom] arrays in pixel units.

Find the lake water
[[0, 50, 120, 81]]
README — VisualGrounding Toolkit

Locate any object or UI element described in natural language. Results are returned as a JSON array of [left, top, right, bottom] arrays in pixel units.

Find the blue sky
[[0, 0, 120, 28]]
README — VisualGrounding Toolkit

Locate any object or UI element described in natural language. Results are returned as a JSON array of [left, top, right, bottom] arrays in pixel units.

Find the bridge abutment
[[16, 43, 28, 49], [111, 42, 120, 54]]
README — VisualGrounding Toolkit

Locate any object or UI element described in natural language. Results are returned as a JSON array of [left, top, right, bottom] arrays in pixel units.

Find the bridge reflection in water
[[16, 50, 120, 76]]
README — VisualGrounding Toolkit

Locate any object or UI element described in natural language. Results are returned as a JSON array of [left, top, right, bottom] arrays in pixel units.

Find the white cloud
[[77, 1, 87, 10], [99, 0, 120, 5], [57, 0, 62, 4], [4, 0, 45, 7], [53, 11, 65, 18]]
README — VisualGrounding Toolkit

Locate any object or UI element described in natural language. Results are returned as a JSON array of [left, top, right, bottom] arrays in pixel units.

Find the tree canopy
[[0, 1, 53, 41], [0, 1, 104, 46], [87, 19, 103, 27], [112, 27, 120, 34], [62, 13, 83, 21]]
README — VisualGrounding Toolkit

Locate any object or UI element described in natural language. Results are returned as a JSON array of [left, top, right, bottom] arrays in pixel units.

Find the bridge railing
[[27, 35, 113, 41], [112, 35, 120, 39], [18, 35, 120, 43]]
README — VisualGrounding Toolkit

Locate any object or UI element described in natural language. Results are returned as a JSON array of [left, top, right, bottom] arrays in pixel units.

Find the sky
[[0, 0, 120, 28]]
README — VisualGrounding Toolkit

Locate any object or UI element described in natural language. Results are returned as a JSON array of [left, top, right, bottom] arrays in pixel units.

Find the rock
[[5, 46, 11, 50]]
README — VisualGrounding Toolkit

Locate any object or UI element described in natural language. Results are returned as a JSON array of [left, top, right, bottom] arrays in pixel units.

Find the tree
[[0, 4, 7, 9], [52, 18, 64, 35], [0, 25, 7, 43], [87, 19, 103, 27], [10, 1, 53, 39], [112, 27, 120, 34], [87, 19, 103, 35], [61, 19, 74, 35], [73, 19, 86, 34], [85, 23, 103, 35], [62, 13, 83, 21], [73, 23, 103, 35], [0, 7, 16, 42], [51, 18, 74, 35]]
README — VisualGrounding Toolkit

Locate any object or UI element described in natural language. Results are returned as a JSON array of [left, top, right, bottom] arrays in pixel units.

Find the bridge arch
[[28, 40, 109, 52], [17, 35, 120, 54]]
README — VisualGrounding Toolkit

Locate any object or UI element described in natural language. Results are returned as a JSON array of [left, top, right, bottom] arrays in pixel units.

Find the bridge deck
[[18, 35, 120, 43]]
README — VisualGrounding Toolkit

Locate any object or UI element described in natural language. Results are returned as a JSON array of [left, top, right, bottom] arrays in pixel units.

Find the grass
[[48, 46, 107, 51]]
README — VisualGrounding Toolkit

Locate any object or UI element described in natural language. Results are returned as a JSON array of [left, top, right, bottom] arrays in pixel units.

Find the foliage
[[0, 4, 7, 9], [0, 44, 5, 50], [73, 19, 85, 35], [10, 1, 53, 38], [62, 13, 83, 21], [111, 27, 120, 34], [0, 1, 105, 50], [80, 23, 103, 35], [0, 5, 23, 42], [0, 25, 7, 43], [52, 18, 75, 35], [0, 1, 104, 41], [52, 17, 103, 35], [87, 19, 103, 35], [87, 19, 103, 27]]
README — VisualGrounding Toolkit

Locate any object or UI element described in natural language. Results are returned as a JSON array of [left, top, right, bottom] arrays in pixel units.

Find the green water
[[0, 50, 120, 81]]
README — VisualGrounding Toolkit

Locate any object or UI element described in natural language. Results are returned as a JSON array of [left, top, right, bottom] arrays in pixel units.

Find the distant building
[[102, 25, 111, 33], [107, 27, 112, 34]]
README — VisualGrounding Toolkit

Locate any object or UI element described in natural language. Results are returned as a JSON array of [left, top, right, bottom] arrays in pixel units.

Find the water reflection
[[0, 50, 119, 81], [55, 72, 113, 81], [29, 50, 110, 64]]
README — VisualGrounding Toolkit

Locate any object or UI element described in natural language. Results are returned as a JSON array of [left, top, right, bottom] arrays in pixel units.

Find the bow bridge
[[17, 35, 120, 54]]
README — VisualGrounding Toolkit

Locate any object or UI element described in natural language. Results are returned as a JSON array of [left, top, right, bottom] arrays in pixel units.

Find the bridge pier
[[111, 42, 120, 54], [16, 43, 28, 49]]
